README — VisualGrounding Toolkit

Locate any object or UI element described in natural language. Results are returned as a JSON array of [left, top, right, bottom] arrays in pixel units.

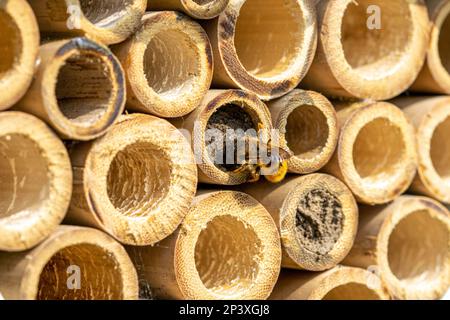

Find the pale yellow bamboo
[[148, 0, 229, 19]]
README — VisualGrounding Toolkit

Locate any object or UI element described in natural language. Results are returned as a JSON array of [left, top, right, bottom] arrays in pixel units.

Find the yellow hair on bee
[[265, 160, 289, 183]]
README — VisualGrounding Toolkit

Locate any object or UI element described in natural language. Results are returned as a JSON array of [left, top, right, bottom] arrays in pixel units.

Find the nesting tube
[[0, 226, 138, 300], [323, 101, 417, 205], [14, 37, 125, 141], [171, 89, 272, 185], [393, 96, 450, 203], [0, 112, 72, 252], [148, 0, 229, 19], [302, 0, 429, 100], [27, 0, 147, 45], [204, 0, 317, 100], [127, 191, 281, 300], [344, 196, 450, 300], [412, 0, 450, 93], [270, 266, 389, 300], [0, 0, 39, 110], [267, 90, 338, 174], [66, 114, 197, 246], [241, 174, 358, 271], [113, 11, 213, 118]]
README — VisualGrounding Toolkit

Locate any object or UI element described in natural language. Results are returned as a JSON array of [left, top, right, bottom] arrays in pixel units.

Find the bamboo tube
[[66, 113, 197, 246], [13, 37, 125, 141], [113, 12, 213, 118], [0, 0, 39, 110], [0, 226, 138, 300], [127, 190, 281, 300], [0, 112, 72, 252], [322, 101, 417, 205], [412, 0, 450, 93], [270, 266, 389, 300], [240, 174, 358, 271], [392, 96, 450, 203], [267, 90, 338, 174], [301, 0, 429, 100], [204, 0, 317, 100], [171, 89, 272, 185], [148, 0, 229, 19], [344, 196, 450, 300], [27, 0, 147, 45]]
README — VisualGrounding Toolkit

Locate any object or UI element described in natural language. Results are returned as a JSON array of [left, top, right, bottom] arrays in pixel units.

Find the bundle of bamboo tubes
[[0, 0, 449, 301]]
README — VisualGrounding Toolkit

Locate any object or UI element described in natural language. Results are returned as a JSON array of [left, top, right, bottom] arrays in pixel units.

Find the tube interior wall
[[234, 0, 304, 79], [0, 10, 22, 76], [322, 283, 381, 300], [352, 118, 406, 181], [387, 210, 449, 288], [430, 116, 450, 182], [107, 142, 172, 217], [439, 12, 450, 74], [55, 52, 112, 126], [341, 0, 412, 79], [144, 30, 200, 99], [0, 134, 49, 220], [37, 244, 123, 300], [286, 105, 329, 159], [79, 0, 132, 27], [194, 215, 262, 296]]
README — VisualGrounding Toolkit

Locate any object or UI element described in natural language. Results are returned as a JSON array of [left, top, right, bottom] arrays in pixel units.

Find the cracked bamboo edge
[[241, 174, 358, 271], [412, 0, 450, 93], [14, 37, 125, 141], [344, 196, 450, 300], [392, 96, 450, 203], [0, 0, 39, 110], [267, 89, 338, 174], [322, 101, 417, 205], [204, 0, 317, 100], [27, 0, 147, 45], [113, 11, 213, 118], [0, 226, 138, 300], [270, 266, 389, 300], [148, 0, 229, 19], [66, 114, 198, 246], [302, 0, 429, 100], [127, 190, 281, 300], [171, 89, 272, 185], [0, 112, 72, 252]]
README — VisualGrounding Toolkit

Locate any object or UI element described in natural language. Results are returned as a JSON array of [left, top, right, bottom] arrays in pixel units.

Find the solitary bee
[[233, 127, 293, 183]]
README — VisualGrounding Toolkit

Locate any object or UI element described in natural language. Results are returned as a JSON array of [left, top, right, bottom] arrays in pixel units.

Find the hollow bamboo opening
[[325, 102, 417, 204], [302, 0, 428, 100], [66, 114, 197, 246], [0, 226, 138, 300], [430, 116, 450, 181], [0, 0, 39, 110], [438, 11, 450, 75], [113, 11, 212, 118], [210, 0, 316, 100], [0, 112, 72, 252], [270, 267, 389, 300], [148, 0, 229, 19], [268, 90, 337, 174], [79, 0, 131, 27]]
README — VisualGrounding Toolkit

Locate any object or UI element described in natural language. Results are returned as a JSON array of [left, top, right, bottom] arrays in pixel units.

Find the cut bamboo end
[[66, 114, 198, 246], [148, 0, 229, 19], [270, 266, 389, 300], [323, 101, 417, 205], [14, 37, 125, 141], [393, 96, 450, 203], [113, 12, 213, 118], [241, 174, 358, 271], [344, 196, 450, 300], [0, 226, 138, 300], [412, 0, 450, 93], [206, 0, 317, 100], [267, 90, 338, 174], [0, 112, 72, 252], [28, 0, 147, 45], [302, 0, 429, 100], [0, 0, 39, 110], [172, 89, 272, 185], [127, 191, 281, 300]]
